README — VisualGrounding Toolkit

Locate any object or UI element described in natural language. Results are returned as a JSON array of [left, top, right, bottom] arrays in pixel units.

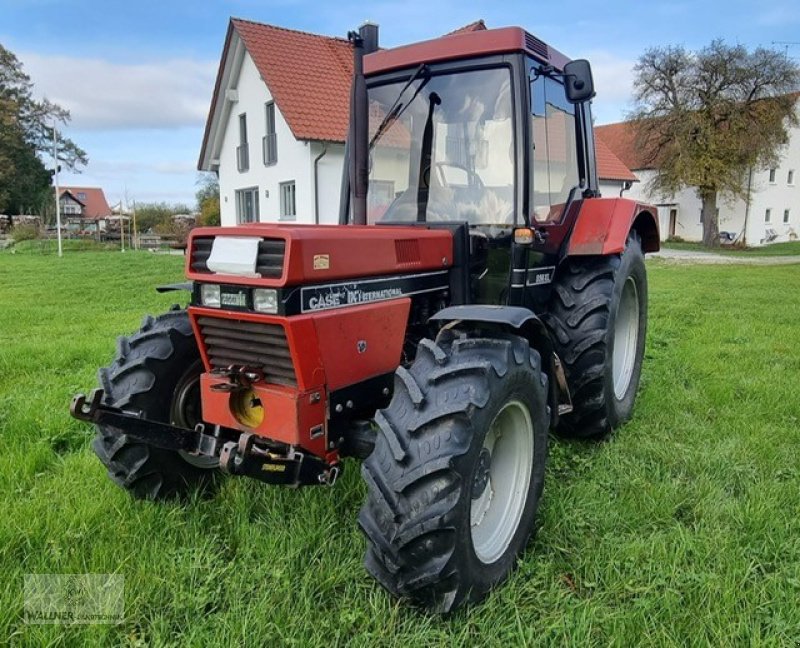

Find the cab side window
[[530, 75, 579, 223]]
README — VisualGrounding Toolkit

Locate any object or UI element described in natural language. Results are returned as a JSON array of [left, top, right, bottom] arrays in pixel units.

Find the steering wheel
[[433, 161, 484, 189]]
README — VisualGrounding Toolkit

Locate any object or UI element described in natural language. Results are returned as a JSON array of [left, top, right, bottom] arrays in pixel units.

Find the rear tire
[[92, 309, 218, 500], [359, 333, 549, 613], [545, 231, 647, 439]]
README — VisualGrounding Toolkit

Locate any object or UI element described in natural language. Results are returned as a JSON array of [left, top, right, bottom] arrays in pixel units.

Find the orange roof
[[595, 137, 637, 182], [232, 19, 354, 142], [59, 187, 111, 219], [595, 121, 650, 171]]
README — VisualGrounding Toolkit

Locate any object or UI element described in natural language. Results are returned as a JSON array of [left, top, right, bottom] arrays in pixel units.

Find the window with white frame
[[789, 169, 795, 185], [237, 113, 249, 172], [263, 102, 277, 166], [784, 209, 790, 223], [768, 168, 776, 183], [279, 181, 296, 219], [235, 187, 259, 223], [765, 208, 771, 223], [61, 201, 80, 215]]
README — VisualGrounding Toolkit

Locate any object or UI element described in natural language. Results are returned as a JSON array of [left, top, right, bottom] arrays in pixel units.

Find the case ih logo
[[300, 271, 449, 313], [305, 285, 402, 311]]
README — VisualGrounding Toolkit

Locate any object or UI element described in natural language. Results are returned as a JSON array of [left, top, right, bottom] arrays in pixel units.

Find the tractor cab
[[341, 26, 613, 308]]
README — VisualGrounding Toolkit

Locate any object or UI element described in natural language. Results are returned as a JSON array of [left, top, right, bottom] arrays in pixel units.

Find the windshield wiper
[[369, 64, 429, 150]]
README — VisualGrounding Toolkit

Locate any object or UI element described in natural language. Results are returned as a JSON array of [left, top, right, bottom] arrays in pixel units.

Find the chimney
[[359, 21, 379, 54]]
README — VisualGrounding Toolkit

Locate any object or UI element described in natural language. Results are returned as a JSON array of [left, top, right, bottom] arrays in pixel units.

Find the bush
[[11, 223, 38, 241]]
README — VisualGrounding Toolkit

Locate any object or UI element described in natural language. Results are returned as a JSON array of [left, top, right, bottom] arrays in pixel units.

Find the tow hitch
[[71, 389, 339, 487]]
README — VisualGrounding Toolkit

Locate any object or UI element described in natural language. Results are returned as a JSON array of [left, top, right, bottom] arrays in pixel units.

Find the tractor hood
[[186, 224, 453, 287]]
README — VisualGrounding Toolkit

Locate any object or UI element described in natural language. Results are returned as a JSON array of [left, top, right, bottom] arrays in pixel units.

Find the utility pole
[[52, 124, 63, 257], [132, 199, 138, 250]]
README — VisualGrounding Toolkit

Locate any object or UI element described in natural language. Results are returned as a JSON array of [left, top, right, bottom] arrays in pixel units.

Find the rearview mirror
[[563, 59, 595, 104]]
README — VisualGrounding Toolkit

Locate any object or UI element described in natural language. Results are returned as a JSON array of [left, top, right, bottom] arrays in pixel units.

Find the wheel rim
[[470, 400, 534, 564], [171, 366, 219, 469], [612, 276, 639, 400]]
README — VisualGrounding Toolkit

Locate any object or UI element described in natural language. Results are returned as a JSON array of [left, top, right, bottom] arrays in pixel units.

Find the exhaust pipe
[[347, 22, 379, 226]]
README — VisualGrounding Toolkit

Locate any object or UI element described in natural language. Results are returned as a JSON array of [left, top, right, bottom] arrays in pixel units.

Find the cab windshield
[[366, 67, 515, 231]]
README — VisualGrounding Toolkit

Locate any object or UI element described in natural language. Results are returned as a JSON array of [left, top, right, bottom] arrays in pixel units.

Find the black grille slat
[[199, 318, 284, 336], [190, 236, 286, 278], [259, 240, 285, 254], [198, 316, 296, 387]]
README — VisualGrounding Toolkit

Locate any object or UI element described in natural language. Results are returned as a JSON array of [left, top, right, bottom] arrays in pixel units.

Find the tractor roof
[[365, 27, 569, 76]]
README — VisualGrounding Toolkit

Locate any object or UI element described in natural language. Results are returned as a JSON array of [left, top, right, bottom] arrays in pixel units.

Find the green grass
[[1, 251, 799, 645], [662, 239, 800, 256]]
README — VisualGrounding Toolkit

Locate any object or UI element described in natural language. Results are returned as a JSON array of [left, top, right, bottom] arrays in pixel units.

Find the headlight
[[253, 288, 278, 314], [200, 283, 221, 308]]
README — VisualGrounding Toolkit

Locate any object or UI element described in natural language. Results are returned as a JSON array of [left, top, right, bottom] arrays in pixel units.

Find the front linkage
[[71, 388, 340, 487]]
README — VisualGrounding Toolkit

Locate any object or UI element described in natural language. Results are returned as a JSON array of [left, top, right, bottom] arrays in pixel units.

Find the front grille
[[190, 237, 286, 278], [198, 316, 296, 387]]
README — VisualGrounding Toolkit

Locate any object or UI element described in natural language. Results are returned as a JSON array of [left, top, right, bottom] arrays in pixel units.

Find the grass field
[[1, 250, 799, 645]]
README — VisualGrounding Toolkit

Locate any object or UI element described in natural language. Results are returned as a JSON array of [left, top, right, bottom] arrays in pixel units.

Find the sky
[[1, 0, 799, 207]]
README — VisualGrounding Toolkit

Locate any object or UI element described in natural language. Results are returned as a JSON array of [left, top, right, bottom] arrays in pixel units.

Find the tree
[[0, 43, 88, 214], [630, 41, 800, 247], [134, 202, 191, 233], [195, 173, 220, 226]]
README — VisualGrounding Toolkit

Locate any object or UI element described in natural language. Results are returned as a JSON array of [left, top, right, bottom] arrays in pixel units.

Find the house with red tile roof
[[59, 187, 112, 231], [199, 18, 638, 226], [596, 104, 800, 245]]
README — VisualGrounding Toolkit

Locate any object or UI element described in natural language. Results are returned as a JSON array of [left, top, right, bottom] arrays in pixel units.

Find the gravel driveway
[[651, 248, 800, 265]]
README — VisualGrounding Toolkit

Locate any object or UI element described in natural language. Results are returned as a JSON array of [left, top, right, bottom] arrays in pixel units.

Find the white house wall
[[745, 112, 800, 245], [309, 141, 345, 225], [598, 179, 625, 199], [623, 169, 750, 242], [218, 52, 315, 226]]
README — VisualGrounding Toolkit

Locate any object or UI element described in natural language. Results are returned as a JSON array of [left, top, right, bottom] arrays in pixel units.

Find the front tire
[[92, 310, 218, 499], [546, 231, 648, 439], [359, 333, 549, 613]]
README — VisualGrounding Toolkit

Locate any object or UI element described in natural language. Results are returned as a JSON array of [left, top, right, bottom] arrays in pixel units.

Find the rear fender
[[429, 305, 566, 429], [567, 197, 660, 256]]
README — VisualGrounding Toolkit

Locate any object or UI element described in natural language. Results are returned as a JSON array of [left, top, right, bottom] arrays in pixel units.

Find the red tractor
[[72, 24, 659, 612]]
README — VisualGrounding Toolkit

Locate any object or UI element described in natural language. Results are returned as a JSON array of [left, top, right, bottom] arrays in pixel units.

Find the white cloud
[[573, 50, 637, 123], [19, 52, 217, 131]]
